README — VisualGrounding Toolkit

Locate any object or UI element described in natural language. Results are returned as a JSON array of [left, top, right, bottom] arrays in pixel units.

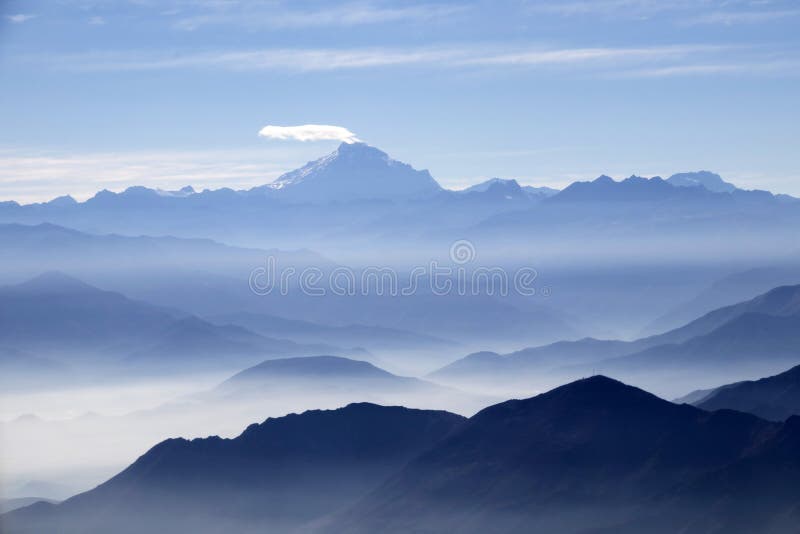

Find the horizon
[[2, 0, 799, 202], [0, 139, 780, 204]]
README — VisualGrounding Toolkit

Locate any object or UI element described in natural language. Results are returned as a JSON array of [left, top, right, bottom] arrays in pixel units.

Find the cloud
[[173, 2, 464, 31], [6, 14, 36, 23], [258, 125, 361, 143], [682, 9, 800, 26], [88, 16, 106, 25], [0, 146, 322, 203], [37, 43, 759, 77]]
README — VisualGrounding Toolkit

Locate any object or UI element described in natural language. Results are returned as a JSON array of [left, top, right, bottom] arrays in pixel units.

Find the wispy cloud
[[0, 146, 323, 203], [682, 9, 800, 26], [525, 0, 799, 24], [171, 1, 464, 31], [258, 125, 361, 143], [36, 43, 778, 79], [6, 14, 36, 24], [617, 59, 800, 78]]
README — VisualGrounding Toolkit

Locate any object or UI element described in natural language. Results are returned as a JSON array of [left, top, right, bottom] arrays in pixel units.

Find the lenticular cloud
[[258, 124, 360, 143]]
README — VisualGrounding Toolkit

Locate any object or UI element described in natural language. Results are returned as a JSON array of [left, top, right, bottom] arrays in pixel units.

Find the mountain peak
[[7, 271, 97, 295], [254, 143, 442, 203], [668, 171, 737, 193]]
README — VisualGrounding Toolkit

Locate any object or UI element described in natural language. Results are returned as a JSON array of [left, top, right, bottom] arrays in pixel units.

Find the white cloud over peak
[[258, 124, 361, 143]]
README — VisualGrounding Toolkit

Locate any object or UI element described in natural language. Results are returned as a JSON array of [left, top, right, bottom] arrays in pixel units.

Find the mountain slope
[[251, 142, 442, 202], [667, 171, 737, 193], [210, 355, 491, 415], [432, 284, 800, 396], [329, 376, 785, 534], [3, 404, 465, 534], [695, 364, 800, 421], [0, 272, 346, 380]]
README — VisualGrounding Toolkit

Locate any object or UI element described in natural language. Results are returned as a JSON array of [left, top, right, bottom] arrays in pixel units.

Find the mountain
[[208, 311, 456, 352], [122, 317, 342, 372], [0, 271, 179, 355], [0, 498, 59, 514], [667, 171, 737, 193], [217, 355, 434, 396], [521, 184, 560, 198], [550, 174, 720, 203], [428, 338, 634, 393], [430, 284, 800, 397], [694, 364, 800, 421], [641, 262, 800, 335], [2, 404, 465, 534], [9, 377, 800, 533], [250, 142, 442, 203], [0, 272, 348, 382], [329, 376, 795, 534], [211, 355, 490, 415], [462, 178, 521, 194], [0, 222, 332, 283]]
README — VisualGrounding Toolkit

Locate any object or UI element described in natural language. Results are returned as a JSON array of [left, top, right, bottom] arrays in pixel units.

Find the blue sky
[[1, 0, 799, 202]]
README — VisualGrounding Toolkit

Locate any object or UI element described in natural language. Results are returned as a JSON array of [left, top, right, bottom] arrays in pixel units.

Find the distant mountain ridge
[[693, 363, 800, 421], [0, 142, 795, 259], [431, 283, 800, 397], [0, 272, 351, 383]]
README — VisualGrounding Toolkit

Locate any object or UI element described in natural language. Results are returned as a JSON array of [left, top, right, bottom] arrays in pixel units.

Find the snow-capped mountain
[[250, 142, 443, 203], [667, 171, 737, 193]]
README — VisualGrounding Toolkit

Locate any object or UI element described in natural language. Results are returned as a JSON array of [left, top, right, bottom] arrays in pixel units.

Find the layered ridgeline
[[209, 355, 490, 415], [0, 142, 795, 262], [7, 377, 800, 534], [431, 283, 800, 398], [0, 272, 350, 387], [683, 363, 800, 421], [3, 404, 465, 534], [0, 223, 576, 351]]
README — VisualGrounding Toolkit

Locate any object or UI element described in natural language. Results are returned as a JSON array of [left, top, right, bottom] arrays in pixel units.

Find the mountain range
[[686, 363, 800, 421], [0, 272, 351, 387], [7, 376, 800, 534], [0, 143, 795, 262], [3, 403, 465, 534], [431, 283, 800, 397]]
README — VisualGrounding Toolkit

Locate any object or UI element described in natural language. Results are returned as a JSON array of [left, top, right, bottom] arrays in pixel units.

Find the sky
[[1, 0, 799, 202]]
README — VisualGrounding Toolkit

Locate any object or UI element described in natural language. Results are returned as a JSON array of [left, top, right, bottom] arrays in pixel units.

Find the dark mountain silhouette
[[329, 376, 796, 534], [3, 404, 464, 534], [9, 377, 800, 533], [694, 364, 800, 421]]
